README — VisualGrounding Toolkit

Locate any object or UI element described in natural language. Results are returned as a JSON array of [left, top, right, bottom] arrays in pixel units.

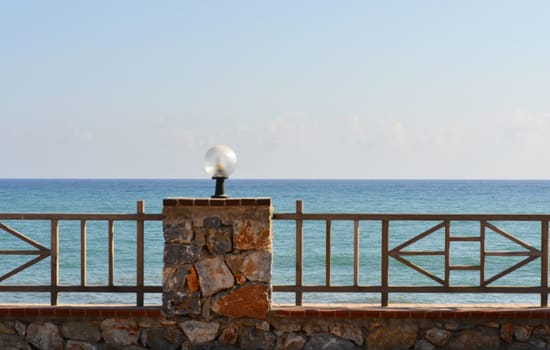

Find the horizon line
[[1, 177, 550, 181]]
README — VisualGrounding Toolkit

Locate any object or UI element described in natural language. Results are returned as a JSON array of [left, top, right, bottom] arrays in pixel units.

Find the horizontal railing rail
[[0, 201, 163, 306], [273, 200, 550, 306]]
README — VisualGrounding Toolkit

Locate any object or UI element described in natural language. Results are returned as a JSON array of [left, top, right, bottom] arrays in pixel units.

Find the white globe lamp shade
[[204, 145, 237, 178], [203, 145, 237, 198]]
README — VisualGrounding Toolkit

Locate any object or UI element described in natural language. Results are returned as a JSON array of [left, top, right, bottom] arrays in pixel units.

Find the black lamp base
[[212, 177, 228, 198]]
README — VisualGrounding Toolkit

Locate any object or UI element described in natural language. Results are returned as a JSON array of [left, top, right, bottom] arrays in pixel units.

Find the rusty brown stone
[[500, 323, 513, 344], [211, 284, 270, 319], [367, 322, 417, 350], [187, 265, 199, 293], [233, 219, 271, 250], [225, 254, 245, 275], [235, 274, 247, 285], [218, 324, 239, 345]]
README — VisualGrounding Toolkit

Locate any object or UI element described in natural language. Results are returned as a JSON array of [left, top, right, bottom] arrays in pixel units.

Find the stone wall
[[4, 308, 550, 349]]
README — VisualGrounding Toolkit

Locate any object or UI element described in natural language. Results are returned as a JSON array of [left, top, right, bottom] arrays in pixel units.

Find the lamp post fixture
[[204, 144, 237, 198]]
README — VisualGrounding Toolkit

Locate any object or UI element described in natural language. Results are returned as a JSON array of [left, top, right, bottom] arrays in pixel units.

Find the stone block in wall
[[65, 340, 98, 350], [424, 327, 451, 347], [26, 322, 63, 350], [304, 333, 359, 350], [0, 334, 31, 350], [218, 323, 239, 345], [514, 325, 533, 342], [270, 315, 302, 333], [179, 320, 220, 345], [163, 291, 201, 317], [206, 227, 233, 255], [164, 244, 201, 265], [446, 329, 500, 350], [242, 250, 272, 283], [277, 332, 307, 350], [500, 323, 514, 344], [186, 265, 200, 293], [15, 321, 26, 336], [145, 326, 184, 350], [211, 284, 270, 319], [195, 255, 234, 297], [0, 322, 16, 335], [366, 321, 418, 350], [163, 218, 194, 244], [533, 324, 550, 337], [61, 321, 101, 343], [233, 218, 271, 250], [238, 325, 276, 350], [163, 264, 192, 293], [99, 318, 140, 348], [224, 253, 245, 275], [329, 322, 363, 346]]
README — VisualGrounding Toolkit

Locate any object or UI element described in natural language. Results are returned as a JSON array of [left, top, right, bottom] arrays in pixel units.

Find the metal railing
[[3, 199, 550, 307], [0, 201, 163, 306], [272, 200, 550, 306]]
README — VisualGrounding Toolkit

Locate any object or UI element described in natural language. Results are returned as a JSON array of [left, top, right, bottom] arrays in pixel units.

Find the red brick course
[[0, 306, 162, 320], [2, 305, 549, 321], [271, 306, 550, 321], [163, 198, 272, 207]]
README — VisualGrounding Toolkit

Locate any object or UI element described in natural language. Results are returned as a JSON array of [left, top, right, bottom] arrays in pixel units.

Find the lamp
[[204, 144, 237, 198]]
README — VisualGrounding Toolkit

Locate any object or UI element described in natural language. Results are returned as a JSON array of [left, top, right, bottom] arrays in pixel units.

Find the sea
[[1, 179, 550, 305]]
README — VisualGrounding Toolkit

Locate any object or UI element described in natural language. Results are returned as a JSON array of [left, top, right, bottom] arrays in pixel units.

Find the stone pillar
[[162, 198, 273, 321]]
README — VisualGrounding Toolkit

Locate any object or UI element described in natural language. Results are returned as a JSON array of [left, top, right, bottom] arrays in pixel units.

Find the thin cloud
[[168, 128, 197, 147], [389, 120, 408, 147], [268, 114, 308, 147], [71, 130, 94, 142], [511, 111, 550, 147]]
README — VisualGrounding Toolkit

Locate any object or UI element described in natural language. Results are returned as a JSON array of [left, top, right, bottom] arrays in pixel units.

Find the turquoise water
[[1, 179, 550, 305]]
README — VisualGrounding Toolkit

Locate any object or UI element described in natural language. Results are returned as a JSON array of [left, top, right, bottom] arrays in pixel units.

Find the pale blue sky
[[2, 1, 550, 179]]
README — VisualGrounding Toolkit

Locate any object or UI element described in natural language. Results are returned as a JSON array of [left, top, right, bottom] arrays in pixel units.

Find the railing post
[[136, 200, 145, 307], [354, 219, 360, 287], [50, 219, 59, 306], [80, 219, 87, 287], [445, 220, 451, 287], [325, 219, 331, 287], [108, 219, 115, 287], [542, 220, 548, 307], [296, 200, 304, 306], [381, 219, 389, 306], [480, 220, 486, 286]]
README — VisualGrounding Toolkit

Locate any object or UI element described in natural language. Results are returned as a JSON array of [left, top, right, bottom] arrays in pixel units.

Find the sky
[[1, 1, 550, 179]]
